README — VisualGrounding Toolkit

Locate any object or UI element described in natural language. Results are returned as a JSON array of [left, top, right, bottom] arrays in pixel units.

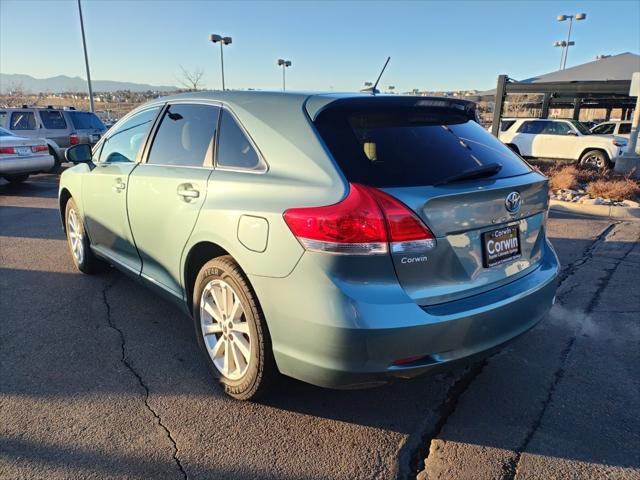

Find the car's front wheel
[[193, 256, 277, 400], [4, 174, 29, 184], [64, 198, 107, 274], [579, 149, 610, 170]]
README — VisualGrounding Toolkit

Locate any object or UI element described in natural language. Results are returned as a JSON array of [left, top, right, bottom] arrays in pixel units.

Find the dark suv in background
[[0, 106, 106, 172]]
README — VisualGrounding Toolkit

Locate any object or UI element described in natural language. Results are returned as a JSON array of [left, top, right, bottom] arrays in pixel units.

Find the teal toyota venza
[[59, 92, 559, 400]]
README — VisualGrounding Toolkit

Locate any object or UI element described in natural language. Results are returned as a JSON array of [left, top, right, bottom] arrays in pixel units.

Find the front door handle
[[112, 178, 126, 192], [177, 183, 200, 202]]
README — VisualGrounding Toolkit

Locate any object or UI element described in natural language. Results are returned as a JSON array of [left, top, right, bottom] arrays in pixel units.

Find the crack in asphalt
[[102, 277, 188, 480], [400, 361, 488, 480], [502, 224, 639, 480]]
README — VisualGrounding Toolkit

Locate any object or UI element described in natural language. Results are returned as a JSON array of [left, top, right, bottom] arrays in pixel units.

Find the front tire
[[579, 150, 610, 170], [193, 256, 277, 400], [64, 198, 107, 274], [4, 174, 29, 184]]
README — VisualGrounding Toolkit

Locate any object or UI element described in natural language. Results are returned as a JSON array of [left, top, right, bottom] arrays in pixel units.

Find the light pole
[[77, 0, 94, 112], [554, 40, 574, 70], [209, 34, 232, 90], [277, 59, 292, 91], [556, 13, 586, 70]]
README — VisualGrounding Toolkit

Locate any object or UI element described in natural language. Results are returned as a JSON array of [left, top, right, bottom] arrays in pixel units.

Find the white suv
[[499, 118, 627, 169]]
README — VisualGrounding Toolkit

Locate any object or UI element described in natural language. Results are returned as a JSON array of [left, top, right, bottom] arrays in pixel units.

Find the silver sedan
[[0, 127, 54, 183]]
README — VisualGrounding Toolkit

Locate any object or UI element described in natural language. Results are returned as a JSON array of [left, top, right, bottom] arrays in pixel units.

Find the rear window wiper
[[434, 162, 502, 186]]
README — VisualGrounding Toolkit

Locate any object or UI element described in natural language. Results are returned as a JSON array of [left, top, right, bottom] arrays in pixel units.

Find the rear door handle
[[112, 178, 126, 192], [177, 183, 200, 202]]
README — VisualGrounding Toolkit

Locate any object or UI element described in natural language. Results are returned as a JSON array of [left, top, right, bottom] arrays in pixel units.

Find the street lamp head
[[209, 34, 222, 43], [285, 60, 292, 67], [277, 59, 285, 65], [557, 14, 568, 21], [278, 59, 292, 67], [554, 40, 567, 47], [222, 37, 232, 45], [364, 82, 373, 87], [575, 13, 586, 20]]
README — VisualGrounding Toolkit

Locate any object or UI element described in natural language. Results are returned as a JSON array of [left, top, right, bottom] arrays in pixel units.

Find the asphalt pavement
[[1, 174, 638, 480]]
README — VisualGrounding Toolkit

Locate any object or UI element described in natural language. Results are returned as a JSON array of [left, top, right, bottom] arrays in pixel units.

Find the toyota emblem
[[505, 191, 521, 213]]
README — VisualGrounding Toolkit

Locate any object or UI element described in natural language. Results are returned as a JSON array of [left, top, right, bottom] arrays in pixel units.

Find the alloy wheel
[[199, 279, 252, 380], [67, 208, 84, 265]]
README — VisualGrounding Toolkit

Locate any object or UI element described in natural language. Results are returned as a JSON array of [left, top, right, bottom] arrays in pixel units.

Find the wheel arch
[[59, 187, 73, 232], [183, 241, 234, 315]]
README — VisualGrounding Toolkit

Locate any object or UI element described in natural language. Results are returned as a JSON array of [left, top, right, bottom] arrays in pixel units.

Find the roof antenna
[[361, 56, 390, 94]]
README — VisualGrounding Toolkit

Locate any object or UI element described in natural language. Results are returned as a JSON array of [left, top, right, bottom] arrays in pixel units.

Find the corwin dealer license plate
[[482, 225, 521, 267]]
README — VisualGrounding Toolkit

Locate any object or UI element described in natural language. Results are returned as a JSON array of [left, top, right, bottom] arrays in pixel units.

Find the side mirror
[[65, 143, 92, 164]]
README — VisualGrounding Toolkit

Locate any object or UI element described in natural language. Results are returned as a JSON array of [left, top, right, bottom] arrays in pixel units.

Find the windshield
[[68, 111, 106, 130], [314, 106, 531, 188], [570, 120, 592, 135]]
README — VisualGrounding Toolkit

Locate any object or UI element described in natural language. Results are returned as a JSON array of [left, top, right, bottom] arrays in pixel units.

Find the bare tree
[[178, 66, 205, 91], [1, 82, 35, 107]]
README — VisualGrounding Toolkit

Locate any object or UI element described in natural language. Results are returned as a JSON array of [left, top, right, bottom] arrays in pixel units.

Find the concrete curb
[[550, 199, 640, 220]]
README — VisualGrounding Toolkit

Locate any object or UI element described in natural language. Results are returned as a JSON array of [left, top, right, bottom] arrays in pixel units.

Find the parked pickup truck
[[499, 118, 627, 170]]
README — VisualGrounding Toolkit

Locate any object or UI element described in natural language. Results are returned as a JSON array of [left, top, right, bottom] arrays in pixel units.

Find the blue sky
[[1, 0, 638, 92]]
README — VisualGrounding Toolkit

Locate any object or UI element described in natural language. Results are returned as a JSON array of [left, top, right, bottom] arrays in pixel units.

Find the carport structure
[[471, 52, 639, 137]]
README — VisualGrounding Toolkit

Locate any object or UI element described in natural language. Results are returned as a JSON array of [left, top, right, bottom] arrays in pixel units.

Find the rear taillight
[[31, 145, 48, 153], [69, 133, 79, 145], [283, 183, 436, 255], [0, 147, 16, 155]]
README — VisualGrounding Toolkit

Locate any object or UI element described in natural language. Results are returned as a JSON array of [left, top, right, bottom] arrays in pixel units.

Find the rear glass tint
[[39, 110, 67, 129], [68, 111, 105, 130], [314, 106, 531, 187]]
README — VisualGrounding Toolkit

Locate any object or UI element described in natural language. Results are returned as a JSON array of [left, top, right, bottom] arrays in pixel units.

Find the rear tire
[[579, 150, 610, 171], [64, 198, 107, 274], [193, 256, 278, 400], [48, 147, 62, 174], [4, 174, 29, 184]]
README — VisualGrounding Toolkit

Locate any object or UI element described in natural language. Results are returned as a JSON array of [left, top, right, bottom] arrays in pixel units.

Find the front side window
[[517, 121, 548, 134], [10, 111, 36, 130], [216, 110, 261, 170], [147, 104, 220, 167], [39, 110, 67, 129], [99, 107, 160, 163], [542, 121, 572, 135], [592, 123, 615, 135]]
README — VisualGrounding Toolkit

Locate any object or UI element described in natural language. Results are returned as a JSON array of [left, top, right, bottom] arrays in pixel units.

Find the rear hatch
[[312, 96, 549, 306], [67, 111, 106, 144]]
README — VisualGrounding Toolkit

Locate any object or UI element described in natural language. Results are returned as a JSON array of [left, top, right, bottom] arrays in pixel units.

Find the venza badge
[[505, 191, 521, 213]]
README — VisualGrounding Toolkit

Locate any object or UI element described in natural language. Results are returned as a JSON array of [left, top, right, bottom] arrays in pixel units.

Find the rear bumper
[[250, 239, 559, 389], [0, 154, 55, 175]]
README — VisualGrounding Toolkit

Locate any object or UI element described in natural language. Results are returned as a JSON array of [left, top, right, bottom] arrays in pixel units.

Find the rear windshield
[[68, 111, 105, 130], [314, 106, 531, 187]]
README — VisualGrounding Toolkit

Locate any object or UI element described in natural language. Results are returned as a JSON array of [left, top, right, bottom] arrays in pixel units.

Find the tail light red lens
[[31, 145, 48, 153], [0, 147, 16, 155], [69, 133, 79, 145], [283, 183, 436, 255]]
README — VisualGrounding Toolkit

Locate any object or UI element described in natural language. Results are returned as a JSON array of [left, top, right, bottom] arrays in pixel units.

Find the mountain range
[[0, 73, 177, 93]]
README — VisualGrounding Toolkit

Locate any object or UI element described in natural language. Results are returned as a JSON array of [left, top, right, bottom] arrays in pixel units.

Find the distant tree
[[1, 82, 37, 107], [178, 66, 205, 91]]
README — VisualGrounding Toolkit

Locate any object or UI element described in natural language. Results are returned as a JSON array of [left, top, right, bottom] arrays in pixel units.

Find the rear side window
[[618, 123, 631, 134], [10, 111, 36, 130], [216, 110, 261, 170], [147, 104, 219, 167], [100, 107, 160, 163], [592, 123, 614, 135], [68, 111, 105, 130], [517, 121, 548, 134], [314, 106, 531, 188], [39, 110, 67, 129]]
